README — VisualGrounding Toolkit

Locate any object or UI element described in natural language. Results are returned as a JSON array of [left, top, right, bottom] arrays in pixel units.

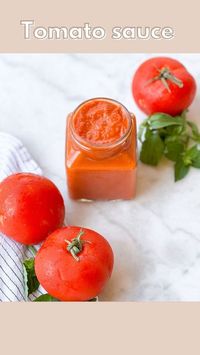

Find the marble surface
[[0, 53, 200, 301]]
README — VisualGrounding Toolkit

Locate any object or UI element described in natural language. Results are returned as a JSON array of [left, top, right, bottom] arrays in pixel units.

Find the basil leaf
[[34, 294, 59, 302], [140, 131, 164, 166], [138, 119, 148, 142], [185, 145, 200, 168], [165, 133, 188, 146], [181, 110, 188, 120], [33, 294, 99, 302], [174, 159, 190, 182], [164, 141, 185, 162], [165, 124, 185, 137], [187, 121, 200, 141], [149, 113, 184, 130], [23, 258, 39, 298], [139, 110, 200, 182], [192, 155, 200, 168], [144, 127, 153, 140], [183, 145, 200, 165]]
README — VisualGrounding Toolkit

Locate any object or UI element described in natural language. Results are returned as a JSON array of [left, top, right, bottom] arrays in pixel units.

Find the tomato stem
[[65, 229, 87, 262], [146, 67, 183, 92]]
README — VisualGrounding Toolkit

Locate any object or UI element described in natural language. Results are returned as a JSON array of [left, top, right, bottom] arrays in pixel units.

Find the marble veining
[[0, 53, 200, 301]]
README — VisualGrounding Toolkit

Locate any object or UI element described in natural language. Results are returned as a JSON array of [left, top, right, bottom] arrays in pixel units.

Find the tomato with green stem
[[35, 226, 114, 301], [132, 57, 196, 116]]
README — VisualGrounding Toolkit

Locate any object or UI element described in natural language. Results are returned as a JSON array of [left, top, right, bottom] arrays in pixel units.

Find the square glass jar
[[66, 98, 137, 200]]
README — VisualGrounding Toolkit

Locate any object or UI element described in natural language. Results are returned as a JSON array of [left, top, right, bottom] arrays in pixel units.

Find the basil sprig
[[139, 111, 200, 181]]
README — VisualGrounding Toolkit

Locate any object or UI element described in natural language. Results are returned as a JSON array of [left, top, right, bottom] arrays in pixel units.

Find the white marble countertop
[[1, 53, 200, 301]]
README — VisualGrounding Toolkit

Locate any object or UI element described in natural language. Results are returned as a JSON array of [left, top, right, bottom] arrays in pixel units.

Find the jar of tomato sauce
[[66, 98, 137, 200]]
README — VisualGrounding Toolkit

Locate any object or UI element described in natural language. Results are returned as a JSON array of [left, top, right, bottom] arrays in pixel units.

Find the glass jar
[[65, 98, 137, 200]]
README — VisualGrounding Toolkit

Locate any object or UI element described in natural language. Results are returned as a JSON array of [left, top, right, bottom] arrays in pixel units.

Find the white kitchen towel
[[0, 132, 44, 301]]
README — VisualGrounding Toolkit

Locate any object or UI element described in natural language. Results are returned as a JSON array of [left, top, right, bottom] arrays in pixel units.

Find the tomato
[[35, 226, 114, 301], [0, 173, 65, 245], [132, 57, 196, 116]]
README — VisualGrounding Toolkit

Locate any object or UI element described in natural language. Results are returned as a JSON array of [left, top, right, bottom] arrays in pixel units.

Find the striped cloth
[[0, 132, 45, 301]]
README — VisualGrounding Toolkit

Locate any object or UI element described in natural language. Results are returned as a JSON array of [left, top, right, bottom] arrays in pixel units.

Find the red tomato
[[35, 226, 114, 301], [132, 57, 196, 116], [0, 173, 65, 245]]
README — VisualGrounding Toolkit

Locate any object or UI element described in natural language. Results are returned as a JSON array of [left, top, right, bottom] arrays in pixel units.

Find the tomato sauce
[[73, 99, 129, 145], [66, 98, 137, 200]]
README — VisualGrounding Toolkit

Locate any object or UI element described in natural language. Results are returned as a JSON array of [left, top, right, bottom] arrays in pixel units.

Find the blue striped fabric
[[0, 133, 45, 301]]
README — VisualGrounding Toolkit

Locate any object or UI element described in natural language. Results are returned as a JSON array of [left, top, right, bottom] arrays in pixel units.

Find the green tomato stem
[[146, 67, 183, 92], [65, 229, 86, 262]]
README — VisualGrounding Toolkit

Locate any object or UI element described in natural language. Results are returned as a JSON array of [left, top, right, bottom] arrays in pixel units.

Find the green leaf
[[181, 109, 188, 120], [183, 145, 200, 165], [187, 120, 199, 135], [33, 294, 99, 302], [140, 131, 165, 166], [23, 258, 39, 298], [144, 127, 153, 140], [174, 159, 190, 182], [33, 294, 59, 302], [149, 113, 184, 130], [165, 124, 185, 137], [139, 111, 200, 181], [165, 132, 189, 146], [184, 145, 200, 168], [138, 119, 148, 142], [164, 140, 185, 162], [192, 155, 200, 168], [187, 121, 200, 141]]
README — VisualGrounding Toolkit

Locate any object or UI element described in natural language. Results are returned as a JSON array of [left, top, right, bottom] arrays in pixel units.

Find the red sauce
[[73, 99, 129, 144]]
